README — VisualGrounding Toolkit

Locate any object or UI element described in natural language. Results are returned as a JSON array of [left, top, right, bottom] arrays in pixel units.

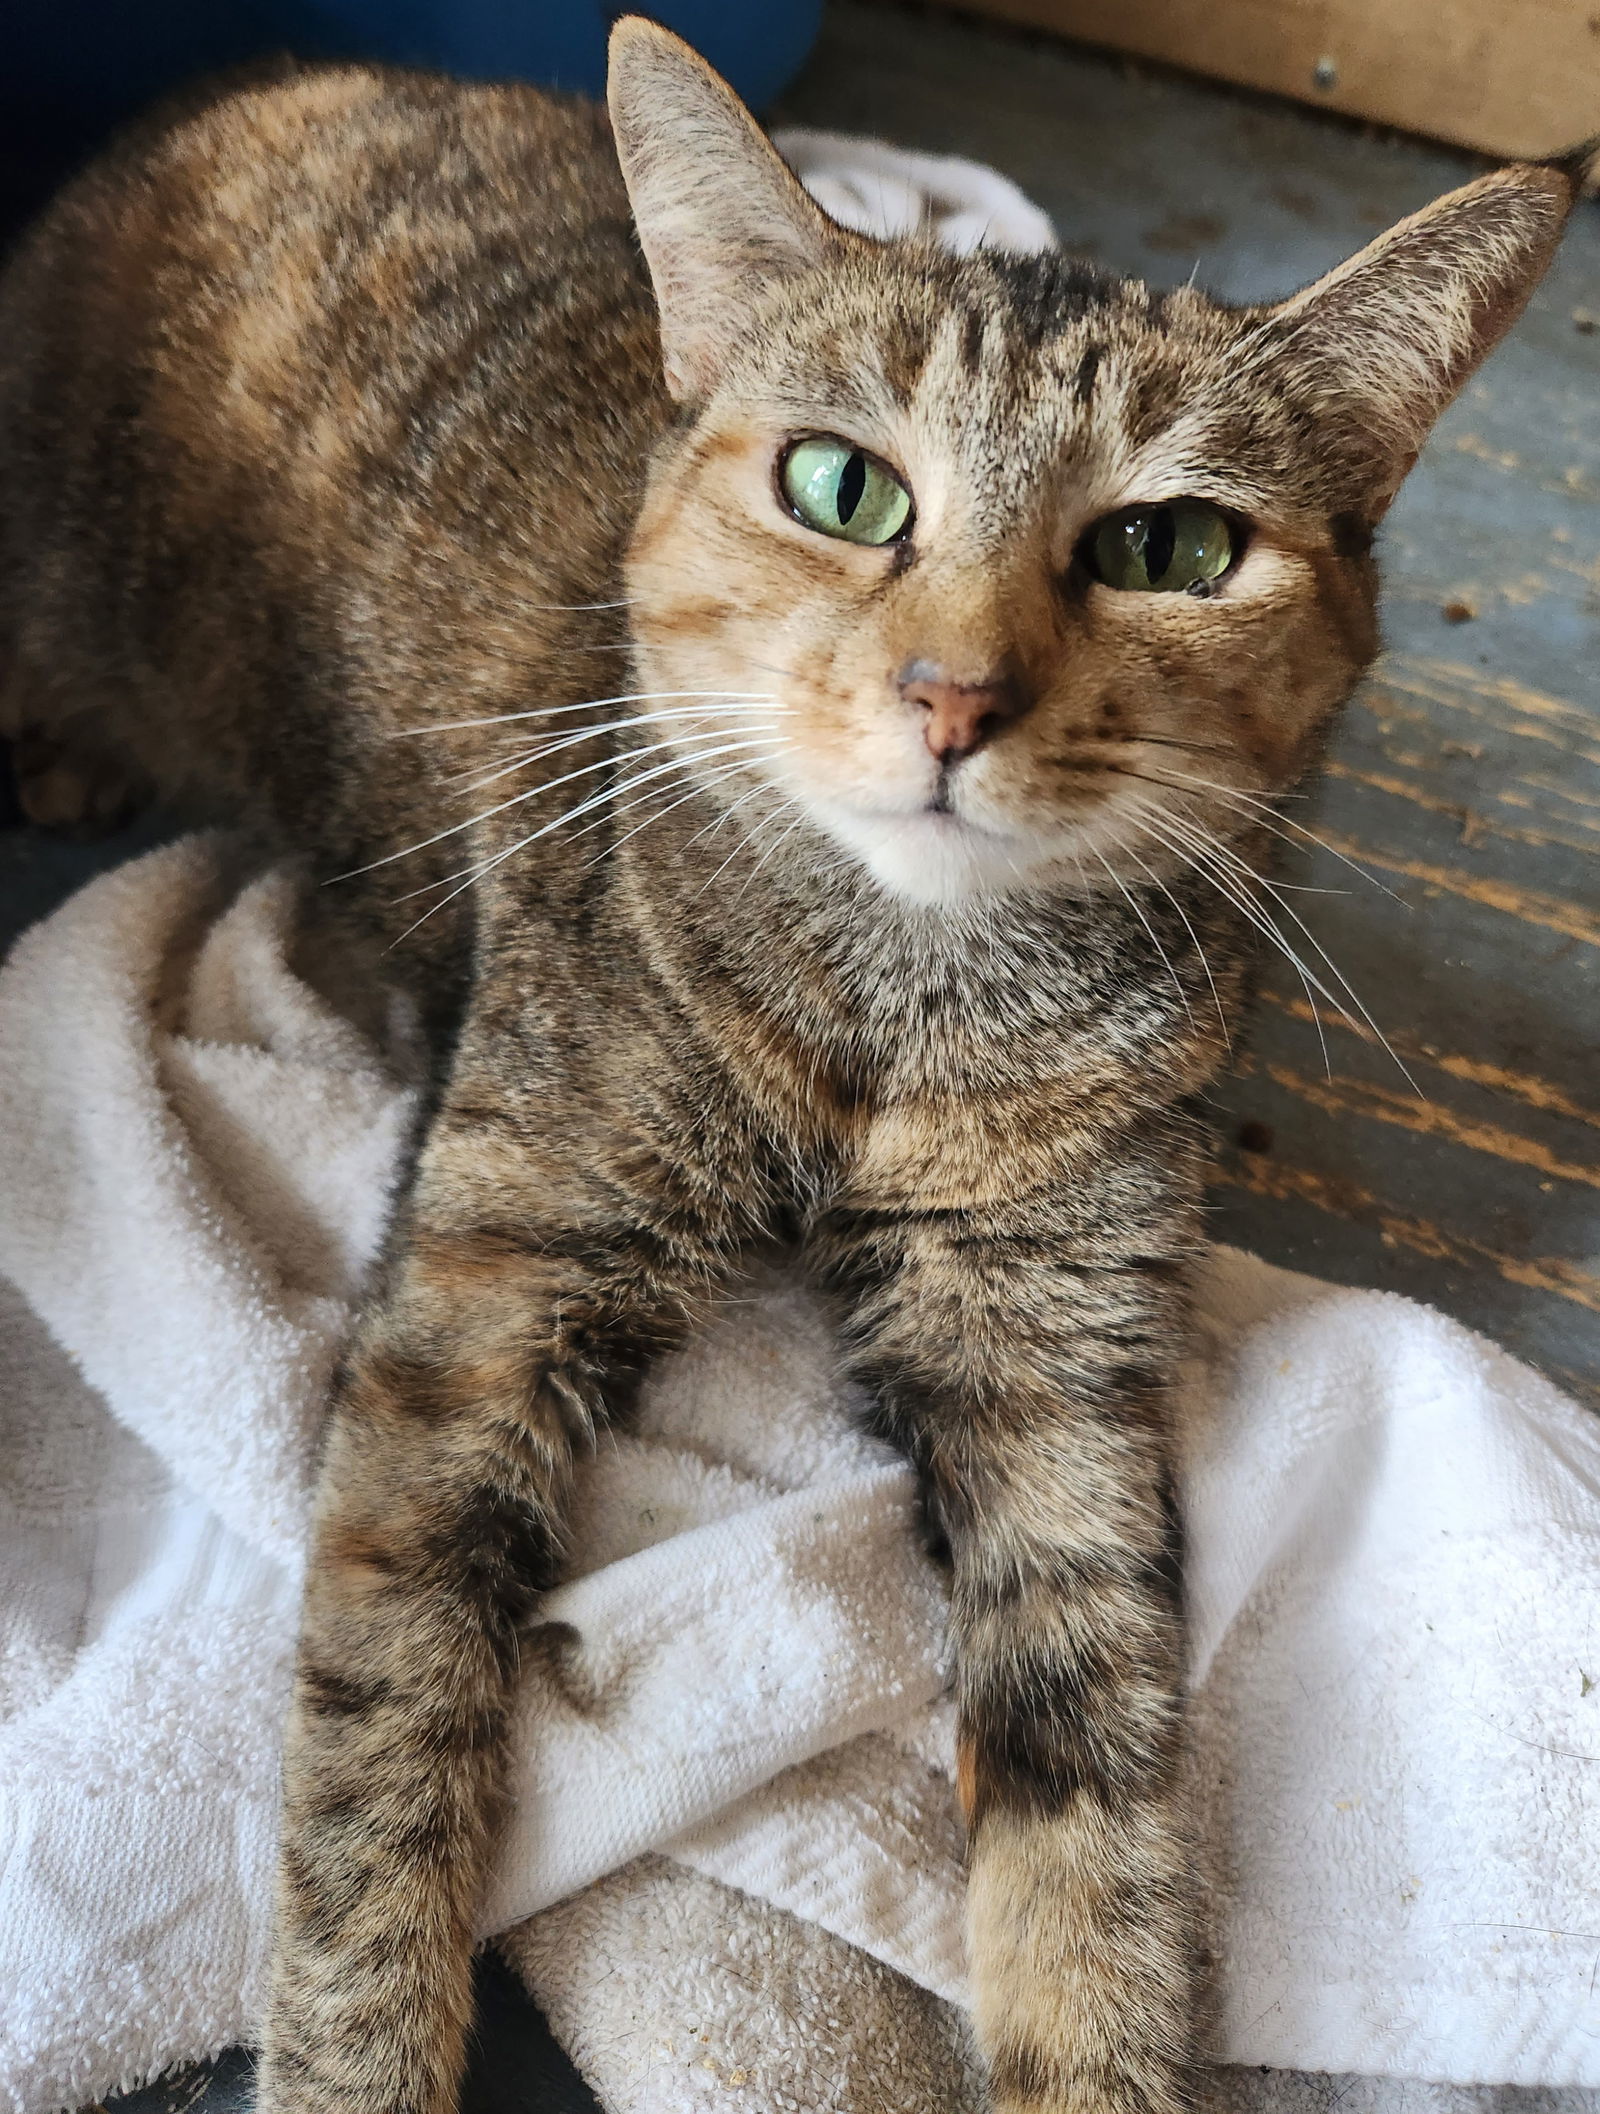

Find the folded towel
[[499, 1855, 987, 2114], [2, 835, 1598, 2114]]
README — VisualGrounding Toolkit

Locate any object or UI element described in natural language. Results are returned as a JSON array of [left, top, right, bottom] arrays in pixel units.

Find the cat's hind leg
[[0, 652, 149, 835], [6, 729, 147, 833]]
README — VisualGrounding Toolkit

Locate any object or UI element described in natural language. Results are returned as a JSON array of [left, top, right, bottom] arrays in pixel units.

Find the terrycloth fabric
[[500, 1856, 987, 2114], [773, 128, 1058, 254], [3, 836, 1600, 2114]]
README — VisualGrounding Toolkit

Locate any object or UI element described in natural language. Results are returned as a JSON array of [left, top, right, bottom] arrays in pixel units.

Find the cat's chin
[[811, 802, 1063, 908]]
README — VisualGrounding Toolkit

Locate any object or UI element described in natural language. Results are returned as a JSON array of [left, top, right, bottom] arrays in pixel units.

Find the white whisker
[[1137, 765, 1402, 902], [1096, 765, 1344, 894], [1167, 811, 1421, 1095], [1113, 834, 1232, 1052], [693, 787, 800, 899], [393, 745, 781, 903], [683, 779, 765, 847], [579, 753, 775, 872], [1131, 801, 1337, 1078], [732, 806, 810, 904], [567, 749, 777, 845], [388, 690, 783, 740], [393, 739, 784, 903], [526, 597, 637, 612], [1092, 843, 1196, 1033], [450, 704, 784, 794], [338, 725, 779, 881], [1135, 797, 1416, 1091], [383, 735, 785, 944]]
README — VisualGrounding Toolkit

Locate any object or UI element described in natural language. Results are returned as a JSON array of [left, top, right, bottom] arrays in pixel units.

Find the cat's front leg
[[809, 1185, 1201, 2114], [258, 1123, 714, 2114]]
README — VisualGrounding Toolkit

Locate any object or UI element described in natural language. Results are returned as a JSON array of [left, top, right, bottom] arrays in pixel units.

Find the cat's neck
[[621, 790, 1251, 1092]]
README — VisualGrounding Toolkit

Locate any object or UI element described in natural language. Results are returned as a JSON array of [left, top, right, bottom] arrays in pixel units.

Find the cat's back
[[0, 63, 660, 795], [0, 60, 649, 494]]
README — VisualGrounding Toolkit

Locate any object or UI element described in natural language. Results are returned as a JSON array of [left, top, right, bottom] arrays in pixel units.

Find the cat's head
[[608, 19, 1579, 908]]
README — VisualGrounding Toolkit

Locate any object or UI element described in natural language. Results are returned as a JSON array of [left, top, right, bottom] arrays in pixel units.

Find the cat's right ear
[[607, 16, 838, 400], [1248, 154, 1586, 519]]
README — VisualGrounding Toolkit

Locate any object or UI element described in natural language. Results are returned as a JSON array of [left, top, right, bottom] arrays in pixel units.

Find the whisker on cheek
[[1092, 767, 1347, 893], [1125, 795, 1420, 1096], [681, 777, 776, 856], [1166, 810, 1421, 1095], [448, 702, 790, 794], [526, 597, 639, 613], [693, 792, 798, 899], [388, 690, 785, 740], [1090, 841, 1197, 1034], [1127, 802, 1336, 1077], [408, 743, 786, 900], [381, 732, 788, 943], [1129, 763, 1403, 902], [1111, 833, 1233, 1052], [579, 751, 785, 873], [732, 809, 812, 906], [377, 730, 784, 902]]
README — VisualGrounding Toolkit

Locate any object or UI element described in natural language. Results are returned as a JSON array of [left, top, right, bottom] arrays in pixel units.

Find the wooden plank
[[945, 0, 1600, 160]]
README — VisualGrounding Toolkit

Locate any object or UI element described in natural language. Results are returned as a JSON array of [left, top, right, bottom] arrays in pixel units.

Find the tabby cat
[[0, 19, 1582, 2112]]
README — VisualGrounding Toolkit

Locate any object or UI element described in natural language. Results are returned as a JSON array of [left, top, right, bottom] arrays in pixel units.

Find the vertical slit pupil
[[1143, 506, 1176, 584], [836, 451, 867, 525]]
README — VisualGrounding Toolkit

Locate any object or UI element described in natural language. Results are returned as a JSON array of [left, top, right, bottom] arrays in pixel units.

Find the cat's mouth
[[831, 791, 1009, 838], [802, 786, 1046, 906]]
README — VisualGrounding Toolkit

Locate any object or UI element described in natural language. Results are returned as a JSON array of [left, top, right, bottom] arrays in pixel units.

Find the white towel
[[773, 129, 1059, 256], [2, 835, 1598, 2114]]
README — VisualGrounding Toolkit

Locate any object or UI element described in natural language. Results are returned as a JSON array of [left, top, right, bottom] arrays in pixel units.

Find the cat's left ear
[[1255, 154, 1588, 518], [607, 17, 840, 401]]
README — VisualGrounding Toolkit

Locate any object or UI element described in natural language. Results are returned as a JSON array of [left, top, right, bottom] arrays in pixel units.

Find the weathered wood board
[[778, 0, 1600, 1406], [945, 0, 1600, 161]]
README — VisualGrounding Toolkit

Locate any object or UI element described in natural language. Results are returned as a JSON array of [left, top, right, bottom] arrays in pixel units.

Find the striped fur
[[0, 20, 1578, 2113]]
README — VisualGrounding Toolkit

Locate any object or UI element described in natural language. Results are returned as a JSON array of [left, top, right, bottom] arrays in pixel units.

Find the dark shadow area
[[94, 1953, 601, 2114]]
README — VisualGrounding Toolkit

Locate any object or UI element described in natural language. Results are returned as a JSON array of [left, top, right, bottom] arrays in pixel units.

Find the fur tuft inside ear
[[1254, 159, 1580, 517], [606, 16, 839, 401]]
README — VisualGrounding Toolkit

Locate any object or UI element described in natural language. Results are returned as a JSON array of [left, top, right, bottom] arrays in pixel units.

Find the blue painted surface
[[8, 0, 820, 108], [0, 0, 821, 245]]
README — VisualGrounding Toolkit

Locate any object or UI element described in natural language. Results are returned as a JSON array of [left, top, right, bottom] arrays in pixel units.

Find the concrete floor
[[11, 3, 1596, 2110]]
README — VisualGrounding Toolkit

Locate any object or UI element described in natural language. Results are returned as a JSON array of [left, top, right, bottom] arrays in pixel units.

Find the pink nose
[[898, 661, 1029, 764]]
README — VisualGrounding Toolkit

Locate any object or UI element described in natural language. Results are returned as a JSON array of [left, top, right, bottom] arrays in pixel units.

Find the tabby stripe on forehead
[[960, 305, 988, 376], [1073, 342, 1104, 405], [879, 312, 936, 408]]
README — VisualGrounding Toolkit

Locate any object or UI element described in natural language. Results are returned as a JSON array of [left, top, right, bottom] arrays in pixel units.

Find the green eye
[[781, 438, 912, 546], [1085, 500, 1238, 594]]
